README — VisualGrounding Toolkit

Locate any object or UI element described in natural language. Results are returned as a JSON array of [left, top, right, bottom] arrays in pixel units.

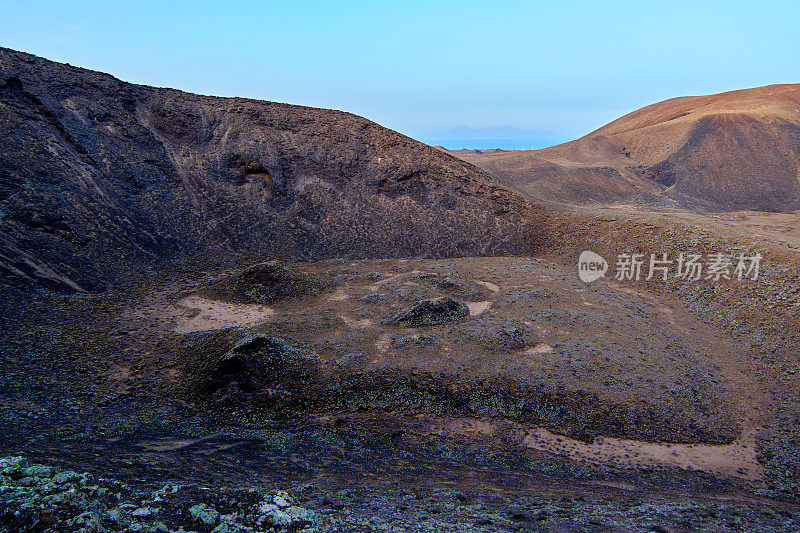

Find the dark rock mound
[[388, 297, 469, 327], [201, 260, 323, 304], [190, 332, 317, 417]]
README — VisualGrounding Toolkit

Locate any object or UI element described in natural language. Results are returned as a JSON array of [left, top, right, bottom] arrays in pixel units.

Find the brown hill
[[0, 48, 543, 291], [456, 84, 800, 211]]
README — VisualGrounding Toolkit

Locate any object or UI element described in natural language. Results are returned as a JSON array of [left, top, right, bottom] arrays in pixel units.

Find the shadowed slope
[[0, 47, 544, 291]]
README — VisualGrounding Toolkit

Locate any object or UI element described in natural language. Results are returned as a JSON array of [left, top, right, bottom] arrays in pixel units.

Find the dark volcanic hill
[[456, 84, 800, 212], [0, 47, 543, 291]]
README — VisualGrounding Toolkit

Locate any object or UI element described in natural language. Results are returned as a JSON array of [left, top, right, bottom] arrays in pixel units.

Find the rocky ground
[[2, 246, 800, 531], [3, 455, 800, 532]]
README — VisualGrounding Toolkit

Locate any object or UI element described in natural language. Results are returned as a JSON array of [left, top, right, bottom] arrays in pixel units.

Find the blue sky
[[2, 1, 798, 142]]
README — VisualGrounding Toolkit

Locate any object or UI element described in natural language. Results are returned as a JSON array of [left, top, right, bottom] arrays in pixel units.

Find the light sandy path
[[521, 426, 763, 482], [170, 295, 275, 334], [425, 414, 763, 484], [338, 314, 374, 329]]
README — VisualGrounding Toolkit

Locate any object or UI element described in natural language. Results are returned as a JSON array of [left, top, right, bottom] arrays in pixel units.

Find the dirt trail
[[521, 426, 763, 482], [422, 413, 763, 482]]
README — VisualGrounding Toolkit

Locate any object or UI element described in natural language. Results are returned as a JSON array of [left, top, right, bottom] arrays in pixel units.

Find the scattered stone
[[392, 333, 437, 347], [272, 492, 291, 508], [254, 491, 314, 530], [107, 507, 132, 528], [0, 456, 28, 477], [53, 470, 82, 485], [212, 522, 253, 533], [0, 455, 316, 532], [189, 503, 220, 525], [23, 464, 53, 478]]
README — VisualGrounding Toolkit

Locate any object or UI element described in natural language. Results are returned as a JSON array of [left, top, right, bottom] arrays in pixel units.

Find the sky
[[1, 0, 798, 144]]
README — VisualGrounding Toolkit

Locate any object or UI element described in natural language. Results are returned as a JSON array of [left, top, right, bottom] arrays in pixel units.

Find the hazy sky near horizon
[[2, 1, 798, 141]]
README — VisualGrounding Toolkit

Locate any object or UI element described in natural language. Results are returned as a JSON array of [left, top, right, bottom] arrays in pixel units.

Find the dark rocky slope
[[0, 47, 543, 292]]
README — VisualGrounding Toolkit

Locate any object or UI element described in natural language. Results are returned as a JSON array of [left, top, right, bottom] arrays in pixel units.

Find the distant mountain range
[[453, 84, 800, 212], [417, 126, 564, 150]]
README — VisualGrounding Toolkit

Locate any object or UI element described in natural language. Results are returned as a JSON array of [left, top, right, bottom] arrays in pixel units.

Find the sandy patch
[[521, 426, 764, 483], [374, 332, 393, 355], [476, 280, 500, 292], [338, 314, 374, 329], [524, 343, 554, 355], [171, 295, 275, 334], [467, 301, 492, 316], [429, 415, 763, 484], [327, 287, 350, 301]]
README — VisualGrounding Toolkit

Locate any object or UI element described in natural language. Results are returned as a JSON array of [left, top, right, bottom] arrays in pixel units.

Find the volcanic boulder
[[388, 297, 469, 327], [198, 334, 317, 412]]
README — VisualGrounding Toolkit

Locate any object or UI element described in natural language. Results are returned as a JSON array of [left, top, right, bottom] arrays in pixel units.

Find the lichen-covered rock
[[0, 455, 798, 531], [131, 506, 156, 517], [106, 506, 132, 528], [254, 491, 313, 530], [0, 455, 317, 532], [0, 456, 28, 477], [189, 503, 220, 525], [23, 464, 54, 478], [53, 470, 82, 485], [211, 522, 254, 533], [152, 483, 179, 502]]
